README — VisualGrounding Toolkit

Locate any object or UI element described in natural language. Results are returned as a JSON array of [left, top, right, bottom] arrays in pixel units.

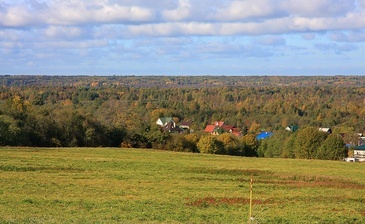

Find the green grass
[[0, 147, 364, 223]]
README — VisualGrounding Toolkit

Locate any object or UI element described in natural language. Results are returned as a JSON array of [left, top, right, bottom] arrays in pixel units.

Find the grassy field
[[0, 147, 364, 223]]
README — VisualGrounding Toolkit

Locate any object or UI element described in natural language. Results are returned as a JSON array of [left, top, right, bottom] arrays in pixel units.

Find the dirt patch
[[185, 167, 274, 177], [259, 174, 365, 190]]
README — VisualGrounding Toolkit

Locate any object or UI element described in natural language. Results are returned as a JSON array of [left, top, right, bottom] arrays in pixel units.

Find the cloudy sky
[[1, 0, 365, 75]]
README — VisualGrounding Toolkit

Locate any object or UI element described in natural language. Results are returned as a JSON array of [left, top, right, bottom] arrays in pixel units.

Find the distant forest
[[0, 75, 363, 160]]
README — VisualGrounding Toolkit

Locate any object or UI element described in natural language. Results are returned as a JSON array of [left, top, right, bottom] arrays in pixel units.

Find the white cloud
[[215, 0, 282, 21], [0, 1, 156, 27], [34, 39, 109, 49], [162, 0, 191, 21], [46, 1, 155, 25], [283, 0, 356, 17], [1, 0, 365, 36], [0, 4, 39, 27]]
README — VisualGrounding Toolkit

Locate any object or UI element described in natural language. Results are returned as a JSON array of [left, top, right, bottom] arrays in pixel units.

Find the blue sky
[[1, 0, 365, 75]]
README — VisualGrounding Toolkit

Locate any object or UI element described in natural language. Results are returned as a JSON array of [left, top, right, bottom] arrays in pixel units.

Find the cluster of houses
[[156, 117, 365, 162], [345, 133, 365, 162], [203, 121, 242, 136]]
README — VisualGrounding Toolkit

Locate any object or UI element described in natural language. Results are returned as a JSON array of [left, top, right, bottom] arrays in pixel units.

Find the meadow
[[0, 147, 364, 223]]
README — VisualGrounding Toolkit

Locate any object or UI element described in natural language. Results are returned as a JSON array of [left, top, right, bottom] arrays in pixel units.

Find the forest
[[0, 75, 363, 160]]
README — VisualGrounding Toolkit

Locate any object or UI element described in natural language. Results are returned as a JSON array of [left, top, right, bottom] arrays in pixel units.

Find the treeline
[[0, 77, 363, 160], [2, 75, 365, 88]]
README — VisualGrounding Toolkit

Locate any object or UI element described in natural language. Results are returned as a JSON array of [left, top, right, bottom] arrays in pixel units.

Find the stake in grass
[[248, 175, 257, 224]]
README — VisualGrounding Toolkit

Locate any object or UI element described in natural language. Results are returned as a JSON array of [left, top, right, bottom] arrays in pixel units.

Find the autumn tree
[[241, 134, 259, 156], [197, 135, 225, 154], [165, 134, 199, 153], [183, 133, 200, 153], [216, 133, 242, 156]]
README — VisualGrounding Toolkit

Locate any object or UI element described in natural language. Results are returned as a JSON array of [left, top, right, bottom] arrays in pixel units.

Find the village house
[[179, 121, 192, 130], [156, 117, 175, 127], [204, 121, 241, 136], [156, 117, 188, 133]]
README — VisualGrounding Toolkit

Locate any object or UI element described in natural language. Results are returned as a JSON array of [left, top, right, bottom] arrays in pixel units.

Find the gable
[[156, 117, 174, 126]]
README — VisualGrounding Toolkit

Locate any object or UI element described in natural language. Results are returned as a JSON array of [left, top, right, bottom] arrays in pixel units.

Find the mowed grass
[[0, 147, 365, 224]]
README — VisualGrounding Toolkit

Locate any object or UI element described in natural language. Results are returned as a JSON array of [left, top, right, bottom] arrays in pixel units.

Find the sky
[[0, 0, 365, 76]]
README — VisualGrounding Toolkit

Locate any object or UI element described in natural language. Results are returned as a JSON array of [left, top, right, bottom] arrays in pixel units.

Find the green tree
[[257, 139, 267, 157], [22, 114, 61, 147], [0, 115, 21, 146], [106, 126, 127, 147], [259, 130, 291, 158], [282, 132, 296, 158], [294, 127, 328, 159], [316, 134, 347, 160]]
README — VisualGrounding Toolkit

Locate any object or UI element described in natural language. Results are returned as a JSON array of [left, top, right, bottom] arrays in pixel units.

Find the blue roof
[[256, 132, 273, 140], [355, 145, 365, 150]]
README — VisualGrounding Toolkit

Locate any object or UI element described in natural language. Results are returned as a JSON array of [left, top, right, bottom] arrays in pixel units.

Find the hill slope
[[0, 147, 364, 223]]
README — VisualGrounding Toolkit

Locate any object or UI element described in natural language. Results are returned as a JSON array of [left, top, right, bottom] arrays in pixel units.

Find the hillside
[[0, 147, 364, 223]]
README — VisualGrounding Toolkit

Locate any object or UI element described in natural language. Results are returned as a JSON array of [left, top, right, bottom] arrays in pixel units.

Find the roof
[[319, 128, 332, 133], [163, 122, 183, 133], [156, 117, 175, 126], [355, 145, 365, 150], [214, 121, 225, 127], [221, 124, 234, 131], [285, 125, 299, 132], [158, 117, 173, 123], [180, 121, 192, 128], [180, 121, 191, 125], [231, 128, 242, 136], [204, 125, 216, 133], [256, 132, 273, 140]]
